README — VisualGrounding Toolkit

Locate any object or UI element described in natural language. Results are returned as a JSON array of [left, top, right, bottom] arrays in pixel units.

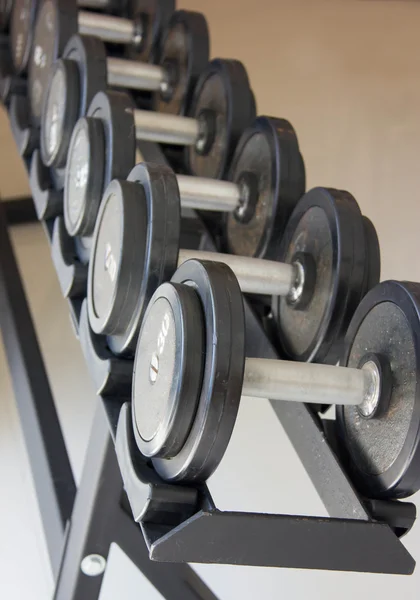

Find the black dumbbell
[[64, 116, 304, 254], [63, 58, 256, 225], [40, 10, 209, 168], [27, 0, 175, 124], [86, 163, 378, 360], [131, 261, 420, 499]]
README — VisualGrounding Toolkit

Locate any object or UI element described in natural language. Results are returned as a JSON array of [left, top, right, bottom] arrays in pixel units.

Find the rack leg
[[53, 401, 219, 600]]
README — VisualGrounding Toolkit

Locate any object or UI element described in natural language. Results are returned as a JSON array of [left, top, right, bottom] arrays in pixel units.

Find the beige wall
[[178, 0, 420, 283]]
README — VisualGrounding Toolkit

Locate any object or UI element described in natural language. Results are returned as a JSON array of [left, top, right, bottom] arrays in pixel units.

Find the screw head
[[80, 554, 107, 577]]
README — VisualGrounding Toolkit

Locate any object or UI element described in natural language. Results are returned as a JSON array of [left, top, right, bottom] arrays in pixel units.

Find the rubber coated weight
[[225, 117, 306, 259], [87, 163, 180, 357], [132, 282, 205, 459], [126, 0, 175, 63], [64, 117, 105, 239], [187, 59, 257, 179], [136, 259, 245, 483], [41, 60, 81, 168], [337, 281, 420, 500], [64, 90, 136, 240], [10, 0, 39, 74], [362, 216, 381, 295], [28, 0, 78, 126], [272, 187, 378, 365], [40, 34, 107, 168], [155, 10, 209, 116]]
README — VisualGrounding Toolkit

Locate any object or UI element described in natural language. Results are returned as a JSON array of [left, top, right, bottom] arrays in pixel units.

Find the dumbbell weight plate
[[136, 259, 245, 483], [64, 90, 136, 239], [155, 10, 209, 116], [362, 216, 381, 294], [274, 187, 379, 365], [64, 117, 105, 241], [10, 0, 38, 74], [87, 163, 180, 356], [89, 179, 148, 328], [29, 0, 78, 125], [337, 281, 420, 500], [41, 35, 107, 168], [126, 0, 175, 63], [133, 282, 205, 459], [225, 117, 306, 259], [187, 59, 257, 180]]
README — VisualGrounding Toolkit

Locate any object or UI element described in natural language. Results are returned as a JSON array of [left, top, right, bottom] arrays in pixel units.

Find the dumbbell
[[86, 163, 378, 361], [27, 0, 175, 124], [63, 59, 256, 230], [65, 116, 304, 256], [65, 114, 303, 297], [40, 10, 209, 168], [131, 261, 420, 500]]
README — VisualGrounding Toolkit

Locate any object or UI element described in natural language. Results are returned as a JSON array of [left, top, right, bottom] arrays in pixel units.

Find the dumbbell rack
[[0, 17, 417, 600]]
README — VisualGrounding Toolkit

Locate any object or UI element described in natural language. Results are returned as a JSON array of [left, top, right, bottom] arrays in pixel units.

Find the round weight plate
[[88, 178, 148, 336], [87, 90, 136, 189], [40, 60, 80, 168], [361, 216, 381, 298], [125, 0, 175, 63], [132, 282, 205, 459], [63, 35, 107, 113], [187, 59, 257, 180], [224, 116, 306, 259], [64, 90, 135, 236], [273, 187, 368, 365], [41, 34, 107, 169], [154, 10, 209, 116], [103, 162, 181, 357], [10, 0, 38, 74], [151, 259, 246, 483], [64, 116, 105, 237], [28, 0, 78, 126], [337, 281, 420, 499]]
